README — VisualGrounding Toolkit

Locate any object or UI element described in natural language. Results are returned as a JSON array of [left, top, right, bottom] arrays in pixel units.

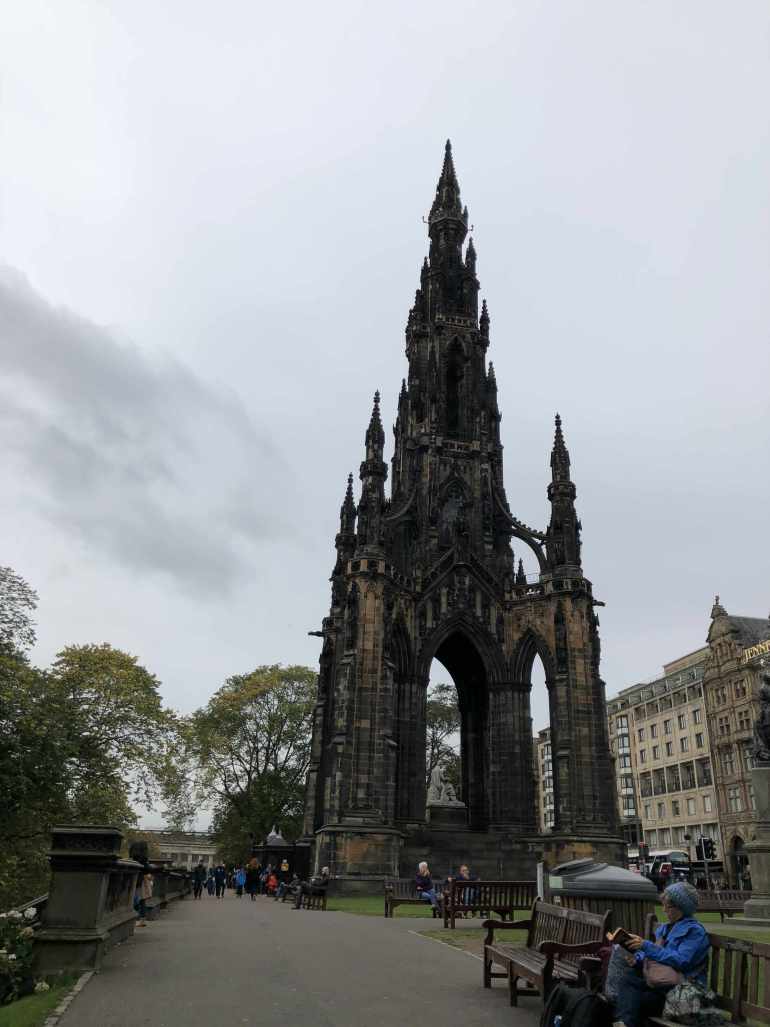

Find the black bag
[[540, 982, 613, 1027]]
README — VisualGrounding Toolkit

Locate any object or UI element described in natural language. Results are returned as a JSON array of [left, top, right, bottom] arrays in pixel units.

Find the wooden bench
[[442, 879, 537, 929], [644, 918, 770, 1026], [696, 889, 750, 921], [298, 890, 327, 910], [483, 899, 610, 1006], [384, 878, 441, 918]]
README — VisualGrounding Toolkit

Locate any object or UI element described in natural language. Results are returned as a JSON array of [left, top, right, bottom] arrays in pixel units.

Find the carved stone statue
[[753, 670, 770, 766], [428, 764, 446, 802]]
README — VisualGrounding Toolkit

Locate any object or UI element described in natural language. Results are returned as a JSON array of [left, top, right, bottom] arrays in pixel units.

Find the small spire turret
[[516, 558, 526, 585], [480, 298, 490, 337], [550, 413, 571, 483]]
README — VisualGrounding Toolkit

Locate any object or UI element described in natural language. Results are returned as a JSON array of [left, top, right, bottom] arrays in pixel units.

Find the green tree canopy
[[426, 682, 461, 794], [183, 665, 316, 863]]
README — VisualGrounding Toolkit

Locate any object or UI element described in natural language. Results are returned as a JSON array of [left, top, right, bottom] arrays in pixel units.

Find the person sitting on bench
[[292, 867, 330, 908], [415, 861, 442, 915], [610, 882, 710, 1027]]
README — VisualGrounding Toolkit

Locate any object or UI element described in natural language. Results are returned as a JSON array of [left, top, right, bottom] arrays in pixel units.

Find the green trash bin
[[549, 858, 658, 936]]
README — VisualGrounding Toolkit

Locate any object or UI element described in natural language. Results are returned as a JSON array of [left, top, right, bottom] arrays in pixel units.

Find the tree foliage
[[183, 665, 316, 861], [0, 566, 38, 655], [426, 682, 461, 793]]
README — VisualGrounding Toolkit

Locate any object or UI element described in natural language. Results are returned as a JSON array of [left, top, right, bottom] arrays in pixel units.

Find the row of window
[[643, 822, 719, 852], [639, 732, 704, 762], [639, 758, 713, 797], [643, 794, 713, 820], [631, 683, 704, 723], [719, 743, 754, 778], [717, 710, 753, 735], [637, 708, 701, 741], [713, 680, 749, 706]]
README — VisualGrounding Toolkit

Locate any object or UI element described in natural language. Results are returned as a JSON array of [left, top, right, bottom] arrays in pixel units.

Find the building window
[[673, 826, 686, 846], [666, 765, 681, 793], [616, 715, 629, 731], [665, 741, 674, 757], [681, 762, 696, 789], [640, 773, 653, 798], [638, 727, 646, 742], [664, 719, 672, 735], [623, 796, 637, 814], [652, 745, 660, 760], [696, 758, 713, 787], [650, 723, 658, 739], [727, 786, 743, 813], [644, 803, 652, 819], [743, 745, 754, 772], [671, 799, 681, 816], [646, 829, 658, 847], [660, 827, 672, 846], [721, 747, 735, 776], [749, 783, 756, 811], [735, 680, 747, 699], [639, 749, 647, 763], [737, 710, 751, 733], [715, 687, 728, 706], [695, 732, 704, 749], [680, 737, 689, 753], [703, 794, 713, 813], [657, 802, 666, 819], [619, 754, 632, 769], [653, 768, 667, 795], [693, 707, 702, 724], [687, 797, 696, 815], [718, 715, 731, 736], [678, 713, 687, 730]]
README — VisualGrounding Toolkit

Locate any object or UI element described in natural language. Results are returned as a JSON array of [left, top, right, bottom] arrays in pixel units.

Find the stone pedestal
[[34, 826, 143, 975], [744, 766, 770, 921], [313, 822, 405, 894], [426, 802, 468, 830]]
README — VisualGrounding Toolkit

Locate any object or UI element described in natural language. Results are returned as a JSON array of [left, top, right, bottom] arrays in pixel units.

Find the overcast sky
[[1, 2, 769, 798]]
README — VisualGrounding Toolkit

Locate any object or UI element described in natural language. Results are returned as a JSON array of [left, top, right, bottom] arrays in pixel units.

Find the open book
[[606, 927, 635, 950]]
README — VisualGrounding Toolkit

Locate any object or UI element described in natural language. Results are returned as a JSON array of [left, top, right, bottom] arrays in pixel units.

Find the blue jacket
[[639, 917, 710, 985]]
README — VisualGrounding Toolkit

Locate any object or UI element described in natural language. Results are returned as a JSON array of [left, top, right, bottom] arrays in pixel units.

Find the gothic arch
[[416, 609, 507, 685], [511, 627, 557, 684]]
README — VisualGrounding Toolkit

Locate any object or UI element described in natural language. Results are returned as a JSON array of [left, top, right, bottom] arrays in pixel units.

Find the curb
[[42, 970, 94, 1027]]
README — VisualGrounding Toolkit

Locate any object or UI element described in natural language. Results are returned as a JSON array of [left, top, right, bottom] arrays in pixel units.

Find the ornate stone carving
[[753, 670, 770, 766]]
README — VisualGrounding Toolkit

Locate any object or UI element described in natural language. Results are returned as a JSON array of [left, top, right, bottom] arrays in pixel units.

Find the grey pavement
[[60, 894, 541, 1026]]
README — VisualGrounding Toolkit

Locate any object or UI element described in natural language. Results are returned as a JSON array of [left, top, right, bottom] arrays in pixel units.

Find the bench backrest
[[384, 878, 428, 899], [647, 916, 770, 1023], [527, 900, 610, 968], [447, 880, 536, 909]]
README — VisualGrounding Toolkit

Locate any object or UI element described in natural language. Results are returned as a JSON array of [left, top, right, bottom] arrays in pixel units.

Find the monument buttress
[[301, 142, 622, 888]]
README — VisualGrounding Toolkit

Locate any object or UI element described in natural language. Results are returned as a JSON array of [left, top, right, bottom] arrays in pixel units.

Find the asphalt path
[[60, 893, 541, 1026]]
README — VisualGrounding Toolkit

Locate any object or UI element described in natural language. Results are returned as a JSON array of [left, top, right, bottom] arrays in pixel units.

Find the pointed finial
[[516, 558, 526, 585], [550, 412, 570, 481], [711, 594, 727, 619], [365, 390, 385, 453], [487, 360, 496, 385], [480, 298, 490, 335], [466, 236, 477, 269]]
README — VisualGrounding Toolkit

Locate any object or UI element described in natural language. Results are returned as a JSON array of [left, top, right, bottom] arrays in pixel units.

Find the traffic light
[[704, 838, 716, 861], [695, 839, 704, 860]]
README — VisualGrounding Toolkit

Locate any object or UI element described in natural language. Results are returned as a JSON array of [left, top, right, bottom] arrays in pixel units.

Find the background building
[[704, 598, 770, 885], [608, 646, 719, 861], [535, 728, 555, 832], [142, 830, 220, 870]]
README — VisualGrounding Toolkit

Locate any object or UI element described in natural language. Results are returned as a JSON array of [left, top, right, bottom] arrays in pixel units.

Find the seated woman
[[612, 882, 710, 1027], [415, 861, 442, 916]]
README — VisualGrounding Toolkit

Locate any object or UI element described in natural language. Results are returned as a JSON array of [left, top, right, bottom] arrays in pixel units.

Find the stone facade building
[[535, 727, 555, 832], [142, 830, 219, 870], [704, 598, 770, 885], [608, 648, 719, 862], [301, 142, 620, 887]]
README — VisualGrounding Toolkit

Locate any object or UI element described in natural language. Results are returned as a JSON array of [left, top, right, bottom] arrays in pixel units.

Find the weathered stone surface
[[302, 143, 620, 883]]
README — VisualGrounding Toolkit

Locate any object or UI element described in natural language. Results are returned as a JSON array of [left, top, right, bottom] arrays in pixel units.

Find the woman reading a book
[[609, 882, 710, 1027]]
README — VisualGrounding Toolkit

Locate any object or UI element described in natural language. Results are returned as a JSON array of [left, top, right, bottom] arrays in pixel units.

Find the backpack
[[540, 982, 613, 1027]]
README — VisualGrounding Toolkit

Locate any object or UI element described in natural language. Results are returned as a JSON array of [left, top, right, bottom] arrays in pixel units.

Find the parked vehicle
[[648, 849, 691, 890]]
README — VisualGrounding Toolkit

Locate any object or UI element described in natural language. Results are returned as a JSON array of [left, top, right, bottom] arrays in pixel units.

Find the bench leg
[[509, 971, 518, 1007]]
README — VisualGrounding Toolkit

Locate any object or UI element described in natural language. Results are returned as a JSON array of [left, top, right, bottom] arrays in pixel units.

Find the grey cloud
[[0, 266, 291, 593]]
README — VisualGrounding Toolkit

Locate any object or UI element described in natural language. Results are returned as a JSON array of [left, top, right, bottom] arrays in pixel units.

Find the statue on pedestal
[[427, 765, 464, 807], [753, 670, 770, 767]]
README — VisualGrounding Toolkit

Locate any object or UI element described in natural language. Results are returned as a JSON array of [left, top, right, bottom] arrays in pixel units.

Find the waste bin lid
[[549, 858, 657, 900]]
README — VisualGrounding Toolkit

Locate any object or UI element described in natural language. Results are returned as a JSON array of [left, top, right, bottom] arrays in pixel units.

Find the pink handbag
[[643, 959, 683, 988]]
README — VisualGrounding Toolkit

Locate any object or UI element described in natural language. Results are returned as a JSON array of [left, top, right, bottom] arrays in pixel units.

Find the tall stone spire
[[356, 392, 387, 555], [547, 413, 581, 570]]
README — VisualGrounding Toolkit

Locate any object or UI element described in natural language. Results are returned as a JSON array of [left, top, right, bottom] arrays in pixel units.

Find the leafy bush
[[0, 907, 38, 1004]]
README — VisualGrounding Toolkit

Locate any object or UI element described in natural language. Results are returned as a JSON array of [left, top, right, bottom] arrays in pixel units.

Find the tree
[[0, 566, 38, 655], [426, 682, 461, 793], [0, 641, 178, 906], [183, 665, 316, 861]]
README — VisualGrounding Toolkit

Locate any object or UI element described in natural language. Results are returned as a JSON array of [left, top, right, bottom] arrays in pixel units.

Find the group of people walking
[[190, 858, 330, 909]]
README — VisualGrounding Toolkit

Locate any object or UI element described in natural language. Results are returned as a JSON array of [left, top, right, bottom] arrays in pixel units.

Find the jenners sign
[[742, 638, 770, 664]]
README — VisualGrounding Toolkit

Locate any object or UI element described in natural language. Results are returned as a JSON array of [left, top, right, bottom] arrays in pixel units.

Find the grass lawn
[[0, 976, 76, 1027], [327, 895, 437, 917]]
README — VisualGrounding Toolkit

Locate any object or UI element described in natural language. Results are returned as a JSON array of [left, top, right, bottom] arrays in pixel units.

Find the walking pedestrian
[[192, 862, 206, 900], [235, 866, 246, 897], [245, 860, 260, 901], [214, 863, 227, 898]]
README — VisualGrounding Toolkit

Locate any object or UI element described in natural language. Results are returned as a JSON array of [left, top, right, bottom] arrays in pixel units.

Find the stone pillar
[[744, 766, 770, 921], [34, 826, 143, 974]]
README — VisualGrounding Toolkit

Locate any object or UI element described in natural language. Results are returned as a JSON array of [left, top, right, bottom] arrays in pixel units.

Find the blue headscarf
[[663, 881, 699, 917]]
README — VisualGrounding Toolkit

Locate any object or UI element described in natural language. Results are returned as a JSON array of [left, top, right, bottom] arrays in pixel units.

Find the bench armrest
[[483, 918, 530, 945], [538, 940, 605, 957]]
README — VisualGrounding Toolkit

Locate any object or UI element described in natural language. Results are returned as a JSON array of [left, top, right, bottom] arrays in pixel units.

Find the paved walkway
[[61, 894, 541, 1026]]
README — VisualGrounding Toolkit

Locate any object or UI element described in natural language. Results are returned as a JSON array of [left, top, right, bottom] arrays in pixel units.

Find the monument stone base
[[426, 803, 468, 830], [743, 766, 770, 922]]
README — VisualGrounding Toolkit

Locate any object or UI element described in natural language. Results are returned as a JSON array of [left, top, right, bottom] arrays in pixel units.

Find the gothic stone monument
[[300, 142, 622, 890]]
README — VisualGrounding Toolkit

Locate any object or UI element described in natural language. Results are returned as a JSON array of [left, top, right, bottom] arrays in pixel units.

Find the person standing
[[192, 862, 206, 900], [214, 863, 227, 899], [245, 860, 260, 901], [206, 868, 215, 896], [235, 866, 246, 897]]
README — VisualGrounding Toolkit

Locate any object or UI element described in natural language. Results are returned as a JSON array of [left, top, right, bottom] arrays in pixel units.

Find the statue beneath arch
[[300, 142, 622, 888]]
